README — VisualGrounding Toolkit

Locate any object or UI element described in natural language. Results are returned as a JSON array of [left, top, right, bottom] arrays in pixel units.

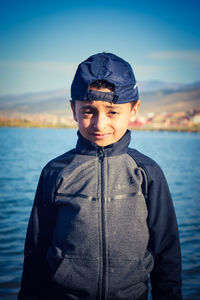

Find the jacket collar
[[76, 130, 131, 156]]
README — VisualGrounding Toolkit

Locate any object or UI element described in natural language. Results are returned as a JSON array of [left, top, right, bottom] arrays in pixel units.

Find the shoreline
[[0, 122, 199, 133]]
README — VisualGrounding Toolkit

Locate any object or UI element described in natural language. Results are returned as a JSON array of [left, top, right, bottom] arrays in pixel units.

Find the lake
[[0, 128, 200, 299]]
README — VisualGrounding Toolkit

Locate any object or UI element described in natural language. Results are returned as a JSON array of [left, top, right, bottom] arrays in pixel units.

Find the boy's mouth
[[91, 132, 111, 139]]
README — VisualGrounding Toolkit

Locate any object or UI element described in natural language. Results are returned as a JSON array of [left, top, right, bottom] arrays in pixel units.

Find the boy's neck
[[76, 130, 131, 155]]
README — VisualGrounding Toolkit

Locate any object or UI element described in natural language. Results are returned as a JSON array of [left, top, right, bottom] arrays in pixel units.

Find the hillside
[[139, 85, 200, 114], [0, 89, 70, 116]]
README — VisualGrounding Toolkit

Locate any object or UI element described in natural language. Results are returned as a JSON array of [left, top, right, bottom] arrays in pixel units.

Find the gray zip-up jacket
[[18, 130, 182, 300]]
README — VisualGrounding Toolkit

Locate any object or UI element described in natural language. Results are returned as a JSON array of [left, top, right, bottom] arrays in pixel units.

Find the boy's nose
[[92, 113, 107, 131]]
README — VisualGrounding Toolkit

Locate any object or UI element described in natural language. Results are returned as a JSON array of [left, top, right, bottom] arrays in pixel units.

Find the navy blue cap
[[71, 52, 139, 104]]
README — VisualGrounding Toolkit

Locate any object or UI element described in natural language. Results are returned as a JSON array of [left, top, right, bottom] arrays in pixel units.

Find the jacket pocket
[[51, 256, 100, 299], [52, 257, 71, 285], [108, 259, 147, 299]]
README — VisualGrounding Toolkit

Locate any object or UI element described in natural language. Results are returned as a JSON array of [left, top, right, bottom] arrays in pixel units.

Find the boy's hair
[[89, 80, 115, 92], [71, 52, 139, 104]]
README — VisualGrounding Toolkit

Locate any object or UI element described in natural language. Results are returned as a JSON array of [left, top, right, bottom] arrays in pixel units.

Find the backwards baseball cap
[[71, 52, 139, 104]]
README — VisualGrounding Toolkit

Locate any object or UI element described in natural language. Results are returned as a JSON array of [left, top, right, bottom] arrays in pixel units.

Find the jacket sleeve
[[18, 167, 57, 299], [145, 162, 182, 300]]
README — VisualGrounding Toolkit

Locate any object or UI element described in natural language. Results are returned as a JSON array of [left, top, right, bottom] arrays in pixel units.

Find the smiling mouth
[[91, 133, 111, 139]]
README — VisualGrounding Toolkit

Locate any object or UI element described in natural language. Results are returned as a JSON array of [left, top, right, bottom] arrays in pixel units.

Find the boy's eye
[[83, 110, 93, 115], [109, 111, 119, 115]]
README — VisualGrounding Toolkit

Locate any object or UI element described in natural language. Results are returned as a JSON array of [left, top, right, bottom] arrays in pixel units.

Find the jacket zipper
[[98, 148, 107, 300]]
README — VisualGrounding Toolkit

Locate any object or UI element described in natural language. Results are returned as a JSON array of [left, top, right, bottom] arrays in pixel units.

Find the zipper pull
[[98, 148, 104, 162]]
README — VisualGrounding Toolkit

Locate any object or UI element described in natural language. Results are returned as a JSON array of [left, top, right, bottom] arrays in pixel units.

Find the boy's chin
[[91, 137, 120, 147], [89, 137, 114, 147], [94, 141, 112, 147]]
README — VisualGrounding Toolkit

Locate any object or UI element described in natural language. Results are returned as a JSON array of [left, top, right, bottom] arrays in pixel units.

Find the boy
[[18, 52, 182, 300]]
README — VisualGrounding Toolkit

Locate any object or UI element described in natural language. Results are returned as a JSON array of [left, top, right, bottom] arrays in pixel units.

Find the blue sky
[[0, 0, 200, 95]]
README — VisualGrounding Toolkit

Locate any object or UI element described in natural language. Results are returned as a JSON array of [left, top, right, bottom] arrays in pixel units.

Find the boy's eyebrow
[[80, 105, 95, 110], [105, 104, 122, 109]]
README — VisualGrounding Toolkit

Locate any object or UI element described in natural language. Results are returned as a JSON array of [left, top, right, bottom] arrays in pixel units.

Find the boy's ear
[[129, 100, 141, 123], [70, 100, 77, 122]]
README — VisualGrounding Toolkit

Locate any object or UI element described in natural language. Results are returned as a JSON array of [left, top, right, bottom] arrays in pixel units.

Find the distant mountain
[[0, 81, 200, 116], [139, 82, 200, 114], [138, 80, 200, 92], [0, 89, 71, 116], [138, 80, 186, 92]]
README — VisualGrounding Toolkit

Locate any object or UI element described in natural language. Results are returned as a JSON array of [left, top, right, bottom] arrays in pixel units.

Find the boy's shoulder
[[41, 148, 77, 179], [128, 147, 158, 167], [127, 147, 165, 183]]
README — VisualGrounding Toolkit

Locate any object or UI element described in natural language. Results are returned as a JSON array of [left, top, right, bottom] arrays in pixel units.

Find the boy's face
[[71, 93, 140, 147]]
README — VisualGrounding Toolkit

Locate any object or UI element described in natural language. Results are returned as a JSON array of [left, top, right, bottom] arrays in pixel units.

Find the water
[[0, 128, 199, 299]]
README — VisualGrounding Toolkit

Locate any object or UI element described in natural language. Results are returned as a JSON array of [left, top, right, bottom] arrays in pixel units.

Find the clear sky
[[0, 0, 200, 95]]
